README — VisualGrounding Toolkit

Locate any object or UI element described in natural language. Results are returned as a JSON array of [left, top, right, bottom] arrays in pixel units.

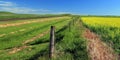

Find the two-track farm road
[[84, 29, 116, 60]]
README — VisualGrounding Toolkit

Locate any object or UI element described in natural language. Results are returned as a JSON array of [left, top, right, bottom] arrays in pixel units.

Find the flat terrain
[[0, 16, 89, 60], [0, 14, 119, 60]]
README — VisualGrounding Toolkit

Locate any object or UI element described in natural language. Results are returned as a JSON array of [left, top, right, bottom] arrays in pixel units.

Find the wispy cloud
[[0, 1, 70, 14], [0, 1, 71, 14], [57, 12, 71, 14], [0, 7, 50, 13], [0, 1, 50, 14], [0, 1, 15, 7], [0, 7, 36, 13]]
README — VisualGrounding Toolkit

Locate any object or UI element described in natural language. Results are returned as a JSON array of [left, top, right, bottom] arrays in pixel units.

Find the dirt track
[[84, 29, 116, 60]]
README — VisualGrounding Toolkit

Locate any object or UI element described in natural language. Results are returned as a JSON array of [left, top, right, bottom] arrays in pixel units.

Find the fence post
[[73, 19, 75, 25], [49, 26, 55, 58], [69, 22, 71, 32]]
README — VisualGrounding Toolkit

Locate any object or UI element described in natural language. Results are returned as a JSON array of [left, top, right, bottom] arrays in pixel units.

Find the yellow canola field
[[82, 17, 120, 28]]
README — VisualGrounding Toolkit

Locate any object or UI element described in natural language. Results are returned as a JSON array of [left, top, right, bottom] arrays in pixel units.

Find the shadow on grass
[[27, 48, 48, 60], [56, 26, 67, 43], [27, 25, 68, 60], [29, 38, 49, 45]]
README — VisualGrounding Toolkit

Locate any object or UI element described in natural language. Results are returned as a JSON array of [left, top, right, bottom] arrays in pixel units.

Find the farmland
[[82, 17, 120, 59], [0, 12, 89, 60], [0, 11, 70, 21], [0, 11, 120, 60]]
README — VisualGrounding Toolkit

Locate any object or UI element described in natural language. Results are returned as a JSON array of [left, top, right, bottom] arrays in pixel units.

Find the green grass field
[[0, 11, 71, 21], [0, 13, 89, 60]]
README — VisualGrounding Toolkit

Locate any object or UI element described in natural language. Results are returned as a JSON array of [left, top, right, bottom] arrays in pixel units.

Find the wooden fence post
[[69, 22, 71, 32], [73, 19, 75, 25], [49, 26, 55, 58]]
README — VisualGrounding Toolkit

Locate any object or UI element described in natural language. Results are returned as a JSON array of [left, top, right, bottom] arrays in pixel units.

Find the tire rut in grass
[[9, 31, 49, 54], [0, 29, 26, 37], [84, 29, 116, 60], [0, 34, 6, 37], [22, 31, 49, 45], [0, 17, 67, 28]]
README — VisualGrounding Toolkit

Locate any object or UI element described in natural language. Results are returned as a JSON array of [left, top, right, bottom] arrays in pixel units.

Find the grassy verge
[[38, 17, 89, 60]]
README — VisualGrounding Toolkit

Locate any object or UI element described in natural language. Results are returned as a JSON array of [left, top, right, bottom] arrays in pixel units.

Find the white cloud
[[0, 1, 50, 14], [0, 1, 15, 7], [38, 9, 51, 12], [57, 12, 71, 14], [0, 7, 50, 14]]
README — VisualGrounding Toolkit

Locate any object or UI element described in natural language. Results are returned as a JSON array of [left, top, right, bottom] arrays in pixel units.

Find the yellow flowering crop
[[82, 17, 120, 28]]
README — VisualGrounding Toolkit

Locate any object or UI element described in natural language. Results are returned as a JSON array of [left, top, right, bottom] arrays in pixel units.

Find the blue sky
[[0, 0, 120, 15]]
